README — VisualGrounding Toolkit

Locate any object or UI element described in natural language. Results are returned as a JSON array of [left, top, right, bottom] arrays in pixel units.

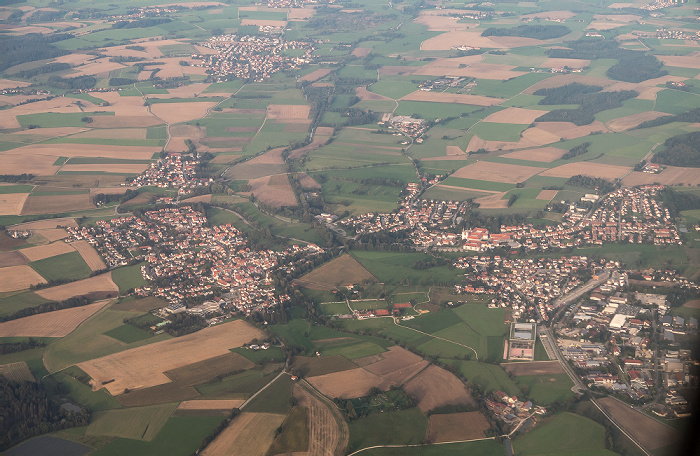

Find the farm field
[[0, 300, 110, 338], [200, 412, 285, 456]]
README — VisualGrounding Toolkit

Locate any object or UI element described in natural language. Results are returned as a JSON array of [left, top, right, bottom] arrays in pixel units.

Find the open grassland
[[513, 412, 618, 456], [427, 411, 490, 443], [514, 373, 575, 404], [78, 320, 264, 395], [404, 365, 474, 412], [0, 291, 48, 317], [442, 360, 520, 396], [29, 251, 92, 282], [111, 263, 148, 293], [200, 412, 285, 456], [350, 251, 462, 286], [348, 408, 427, 451], [0, 300, 110, 338], [86, 403, 178, 441]]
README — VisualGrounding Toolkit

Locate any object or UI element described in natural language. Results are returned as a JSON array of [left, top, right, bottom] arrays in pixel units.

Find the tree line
[[651, 131, 700, 168], [533, 83, 637, 126]]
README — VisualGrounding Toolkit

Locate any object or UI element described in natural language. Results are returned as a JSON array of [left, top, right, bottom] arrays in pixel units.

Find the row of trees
[[533, 83, 637, 126]]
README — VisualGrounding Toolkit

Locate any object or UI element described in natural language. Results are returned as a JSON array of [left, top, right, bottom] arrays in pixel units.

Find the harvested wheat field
[[9, 143, 160, 160], [466, 134, 535, 152], [658, 54, 700, 69], [295, 383, 348, 456], [502, 147, 565, 162], [181, 194, 213, 204], [502, 361, 565, 376], [267, 104, 310, 119], [70, 240, 107, 271], [226, 147, 285, 180], [0, 251, 27, 267], [415, 10, 474, 31], [19, 241, 74, 262], [622, 166, 700, 187], [298, 172, 321, 190], [11, 218, 77, 230], [60, 163, 150, 174], [0, 193, 29, 216], [606, 111, 671, 132], [446, 146, 466, 156], [357, 86, 393, 101], [21, 194, 95, 215], [201, 412, 285, 456], [0, 79, 31, 90], [453, 161, 545, 183], [288, 6, 315, 20], [177, 399, 245, 410], [0, 265, 46, 292], [404, 365, 474, 412], [484, 108, 547, 124], [0, 154, 58, 175], [536, 189, 558, 201], [150, 102, 218, 125], [0, 361, 35, 383], [416, 61, 525, 80], [352, 47, 371, 57], [246, 174, 297, 208], [35, 273, 118, 301], [401, 91, 504, 106], [540, 162, 630, 180], [598, 397, 681, 450], [534, 121, 610, 140], [428, 412, 490, 443], [361, 346, 429, 386], [300, 69, 332, 82], [295, 254, 376, 291], [78, 319, 264, 395], [421, 31, 509, 50], [0, 300, 109, 337], [474, 193, 508, 209], [307, 367, 381, 399]]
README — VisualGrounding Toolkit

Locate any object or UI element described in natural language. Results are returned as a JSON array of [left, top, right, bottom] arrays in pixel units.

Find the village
[[67, 206, 324, 317], [126, 153, 213, 194], [195, 34, 315, 82]]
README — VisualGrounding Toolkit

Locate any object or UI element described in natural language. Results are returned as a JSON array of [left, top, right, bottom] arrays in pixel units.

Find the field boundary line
[[347, 436, 496, 456], [391, 317, 479, 360]]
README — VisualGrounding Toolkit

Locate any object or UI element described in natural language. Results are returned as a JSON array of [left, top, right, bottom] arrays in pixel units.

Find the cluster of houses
[[387, 116, 428, 139], [486, 391, 544, 424], [68, 206, 325, 312], [127, 154, 212, 194], [196, 34, 315, 82], [453, 255, 595, 321], [656, 28, 696, 40], [418, 77, 468, 92]]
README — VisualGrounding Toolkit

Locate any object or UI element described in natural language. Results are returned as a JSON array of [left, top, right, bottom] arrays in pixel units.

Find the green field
[[111, 263, 148, 294], [350, 251, 462, 286], [357, 439, 505, 456], [43, 366, 122, 412], [244, 374, 295, 414], [87, 403, 178, 440], [514, 373, 575, 404], [513, 412, 617, 456], [103, 324, 153, 344], [348, 408, 428, 452], [230, 346, 285, 364], [0, 291, 49, 317], [29, 251, 92, 282]]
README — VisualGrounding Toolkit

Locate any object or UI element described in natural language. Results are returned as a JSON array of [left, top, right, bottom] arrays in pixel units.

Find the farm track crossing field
[[78, 320, 264, 395], [597, 397, 682, 450], [0, 300, 110, 337], [427, 411, 490, 443], [200, 412, 285, 456]]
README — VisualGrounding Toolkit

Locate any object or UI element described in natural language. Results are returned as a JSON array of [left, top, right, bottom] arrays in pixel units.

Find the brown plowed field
[[226, 147, 285, 180], [0, 300, 109, 337], [452, 161, 545, 183], [474, 193, 508, 209], [177, 399, 245, 410], [357, 86, 392, 101], [300, 69, 332, 82], [427, 412, 490, 443], [622, 166, 700, 187], [79, 319, 264, 395], [288, 6, 315, 20], [502, 147, 565, 162], [246, 174, 297, 208], [267, 104, 310, 119], [404, 365, 475, 412], [0, 251, 27, 267], [502, 361, 565, 376], [21, 194, 95, 215], [420, 31, 509, 50], [0, 361, 35, 383], [0, 193, 29, 215], [295, 383, 348, 456], [8, 143, 159, 160], [415, 11, 474, 31], [0, 265, 46, 292], [298, 172, 322, 190], [606, 111, 671, 132], [400, 91, 504, 106], [597, 397, 681, 450], [19, 241, 75, 262], [70, 240, 107, 271], [352, 47, 371, 57], [518, 126, 562, 145], [484, 108, 547, 124], [540, 162, 630, 180], [200, 412, 285, 456], [295, 254, 376, 291], [446, 146, 465, 156], [307, 368, 381, 399], [361, 346, 424, 377]]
